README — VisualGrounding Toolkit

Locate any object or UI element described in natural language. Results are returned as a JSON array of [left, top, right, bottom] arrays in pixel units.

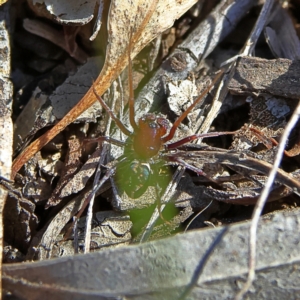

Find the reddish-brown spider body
[[92, 66, 232, 198], [132, 113, 169, 159], [115, 113, 170, 198], [89, 41, 234, 199]]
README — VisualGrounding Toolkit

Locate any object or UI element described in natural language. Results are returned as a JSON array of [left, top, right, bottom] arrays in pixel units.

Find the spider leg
[[169, 157, 221, 186], [166, 131, 237, 150], [248, 127, 294, 157], [93, 85, 132, 136], [128, 34, 138, 131], [162, 70, 224, 143]]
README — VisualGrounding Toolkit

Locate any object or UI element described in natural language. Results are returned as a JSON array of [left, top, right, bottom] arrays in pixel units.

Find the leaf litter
[[3, 0, 300, 299]]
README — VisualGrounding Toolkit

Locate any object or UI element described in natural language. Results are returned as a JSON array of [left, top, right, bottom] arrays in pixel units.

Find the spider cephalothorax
[[132, 113, 170, 160]]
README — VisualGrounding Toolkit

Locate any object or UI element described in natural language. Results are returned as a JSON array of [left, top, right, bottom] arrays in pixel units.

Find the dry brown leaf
[[12, 0, 198, 178]]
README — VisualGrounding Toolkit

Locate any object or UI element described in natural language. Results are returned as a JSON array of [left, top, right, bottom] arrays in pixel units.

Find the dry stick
[[221, 0, 275, 67], [148, 35, 162, 71], [235, 100, 300, 300], [83, 158, 101, 253], [197, 71, 226, 136]]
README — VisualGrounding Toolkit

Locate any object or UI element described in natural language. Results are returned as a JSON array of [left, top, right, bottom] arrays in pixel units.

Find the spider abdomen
[[116, 159, 152, 198]]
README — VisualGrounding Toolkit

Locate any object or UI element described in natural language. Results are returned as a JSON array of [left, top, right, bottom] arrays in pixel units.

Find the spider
[[83, 47, 237, 208]]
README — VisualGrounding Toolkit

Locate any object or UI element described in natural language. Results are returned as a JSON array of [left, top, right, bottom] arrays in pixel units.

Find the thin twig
[[198, 69, 227, 135], [221, 0, 274, 66], [235, 100, 300, 299], [184, 200, 213, 233]]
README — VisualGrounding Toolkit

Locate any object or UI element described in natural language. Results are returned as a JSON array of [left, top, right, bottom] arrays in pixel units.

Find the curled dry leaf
[[27, 0, 98, 25], [12, 0, 198, 178]]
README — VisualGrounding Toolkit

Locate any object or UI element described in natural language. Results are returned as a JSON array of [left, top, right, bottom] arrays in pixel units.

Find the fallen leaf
[[27, 0, 98, 24]]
